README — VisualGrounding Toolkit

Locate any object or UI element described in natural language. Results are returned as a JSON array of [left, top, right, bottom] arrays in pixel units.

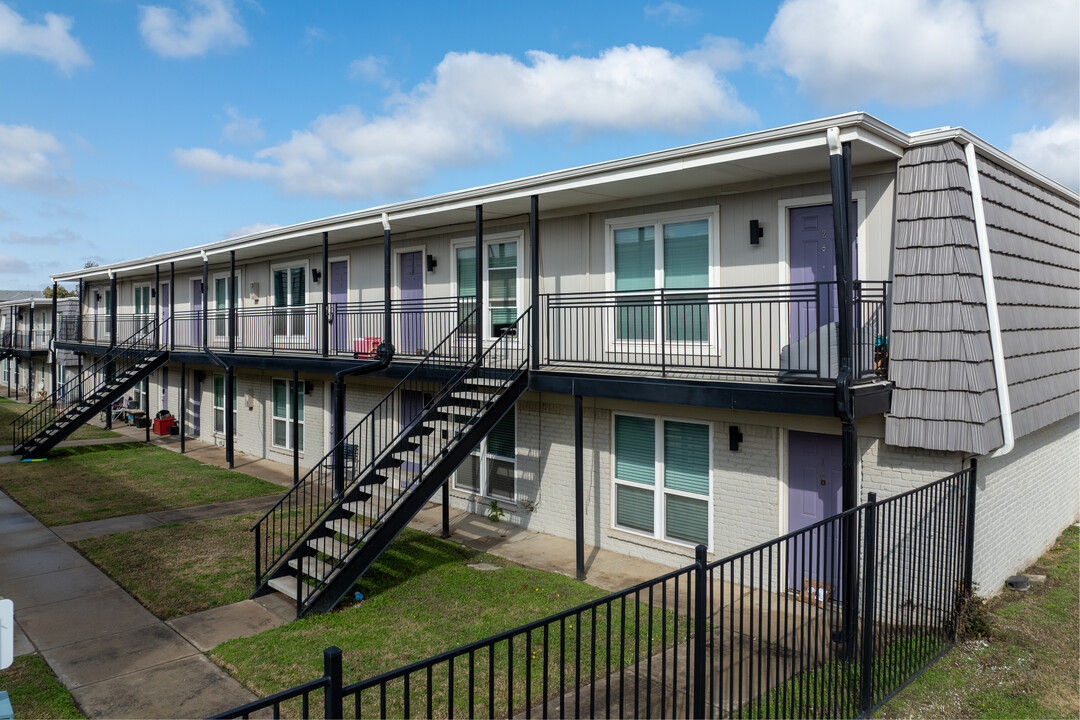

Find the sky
[[1, 0, 1077, 291]]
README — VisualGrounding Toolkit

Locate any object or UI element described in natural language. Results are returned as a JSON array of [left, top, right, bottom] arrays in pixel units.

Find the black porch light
[[311, 268, 321, 283], [750, 219, 763, 245]]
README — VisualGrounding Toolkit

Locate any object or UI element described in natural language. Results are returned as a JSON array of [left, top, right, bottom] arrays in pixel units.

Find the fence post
[[859, 493, 878, 714], [693, 544, 707, 720], [962, 459, 978, 593], [324, 646, 343, 720]]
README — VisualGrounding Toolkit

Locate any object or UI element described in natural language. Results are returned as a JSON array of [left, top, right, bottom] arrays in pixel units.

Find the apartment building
[[15, 112, 1077, 615]]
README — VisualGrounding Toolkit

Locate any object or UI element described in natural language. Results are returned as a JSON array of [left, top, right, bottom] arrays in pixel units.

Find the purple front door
[[400, 389, 424, 481], [788, 204, 857, 342], [330, 261, 348, 352], [192, 279, 203, 345], [400, 251, 424, 354], [788, 430, 842, 593]]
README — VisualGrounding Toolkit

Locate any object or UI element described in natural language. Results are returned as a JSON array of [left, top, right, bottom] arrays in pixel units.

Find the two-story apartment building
[[0, 294, 81, 403], [17, 113, 1077, 616]]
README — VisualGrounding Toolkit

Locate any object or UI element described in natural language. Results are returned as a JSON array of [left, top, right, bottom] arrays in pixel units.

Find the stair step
[[267, 575, 304, 600], [341, 500, 369, 514], [288, 556, 337, 582], [306, 536, 353, 560], [404, 424, 436, 438], [355, 473, 388, 488], [375, 456, 403, 470], [445, 394, 489, 408], [390, 439, 421, 454], [325, 518, 367, 540]]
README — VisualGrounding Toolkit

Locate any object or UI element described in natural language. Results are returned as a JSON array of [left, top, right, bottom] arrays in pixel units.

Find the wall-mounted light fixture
[[311, 268, 321, 284], [304, 380, 314, 395], [94, 292, 102, 303], [150, 288, 157, 298], [729, 425, 743, 451], [750, 220, 763, 245], [249, 281, 259, 303], [426, 254, 437, 272]]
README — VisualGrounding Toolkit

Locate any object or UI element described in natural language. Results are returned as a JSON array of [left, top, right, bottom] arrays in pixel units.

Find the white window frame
[[132, 377, 149, 412], [452, 408, 517, 504], [610, 411, 713, 550], [212, 372, 238, 436], [211, 269, 242, 344], [604, 208, 721, 356], [271, 378, 304, 452], [451, 231, 525, 343], [133, 284, 153, 318], [270, 261, 309, 340]]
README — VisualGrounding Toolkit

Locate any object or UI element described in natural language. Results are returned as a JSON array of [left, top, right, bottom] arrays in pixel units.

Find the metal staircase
[[252, 307, 533, 617], [11, 318, 168, 459]]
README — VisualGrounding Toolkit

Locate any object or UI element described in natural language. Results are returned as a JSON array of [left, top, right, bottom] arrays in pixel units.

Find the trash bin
[[153, 416, 176, 435]]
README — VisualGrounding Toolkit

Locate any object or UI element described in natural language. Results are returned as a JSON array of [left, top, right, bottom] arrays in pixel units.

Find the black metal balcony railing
[[541, 281, 890, 381], [1, 330, 53, 351]]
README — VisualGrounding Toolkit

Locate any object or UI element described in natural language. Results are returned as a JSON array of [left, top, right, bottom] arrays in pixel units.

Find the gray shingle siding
[[886, 140, 1080, 455]]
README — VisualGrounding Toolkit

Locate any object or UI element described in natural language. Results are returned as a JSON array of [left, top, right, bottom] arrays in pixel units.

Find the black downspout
[[154, 265, 160, 347], [575, 393, 585, 580], [226, 254, 235, 468], [829, 132, 859, 656], [228, 252, 236, 355], [109, 274, 117, 347], [293, 369, 300, 484], [169, 262, 175, 352], [180, 362, 186, 454], [28, 302, 34, 399], [321, 231, 329, 358], [76, 279, 83, 344], [51, 284, 58, 402], [202, 259, 209, 349], [475, 204, 483, 359], [530, 194, 540, 369]]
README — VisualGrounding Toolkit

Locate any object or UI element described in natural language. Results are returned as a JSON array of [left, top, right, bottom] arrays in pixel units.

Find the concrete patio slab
[[42, 624, 199, 689], [17, 588, 159, 650], [70, 654, 257, 719], [0, 542, 86, 582], [0, 563, 120, 609], [51, 514, 163, 543], [0, 525, 64, 552], [168, 600, 286, 653]]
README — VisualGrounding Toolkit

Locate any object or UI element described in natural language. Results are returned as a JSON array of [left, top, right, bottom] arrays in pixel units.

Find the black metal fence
[[541, 281, 890, 381], [216, 464, 976, 719]]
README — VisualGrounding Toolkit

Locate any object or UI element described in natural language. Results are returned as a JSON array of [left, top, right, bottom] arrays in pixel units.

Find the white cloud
[[644, 2, 702, 25], [0, 208, 9, 222], [138, 0, 248, 58], [349, 55, 393, 88], [981, 0, 1080, 72], [0, 123, 73, 194], [1007, 115, 1080, 191], [221, 106, 264, 145], [0, 253, 30, 274], [6, 228, 80, 245], [0, 2, 90, 74], [225, 222, 280, 239], [761, 0, 992, 106], [174, 43, 755, 200]]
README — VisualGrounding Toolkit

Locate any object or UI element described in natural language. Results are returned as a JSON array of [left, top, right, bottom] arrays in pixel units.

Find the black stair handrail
[[10, 317, 165, 452], [251, 308, 479, 588]]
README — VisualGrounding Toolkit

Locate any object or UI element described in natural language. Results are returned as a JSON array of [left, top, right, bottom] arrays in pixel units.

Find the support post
[[109, 273, 117, 348], [530, 194, 540, 369], [50, 284, 58, 401], [201, 259, 209, 349], [859, 493, 878, 713], [321, 231, 329, 358], [962, 458, 978, 593], [154, 265, 160, 347], [475, 204, 483, 359], [693, 544, 708, 720], [333, 378, 345, 497], [442, 482, 450, 538], [323, 646, 344, 720], [169, 262, 175, 351], [383, 225, 392, 351], [76, 279, 83, 343], [292, 369, 300, 485], [179, 362, 186, 454], [228, 251, 236, 354], [574, 393, 585, 580], [225, 366, 234, 468]]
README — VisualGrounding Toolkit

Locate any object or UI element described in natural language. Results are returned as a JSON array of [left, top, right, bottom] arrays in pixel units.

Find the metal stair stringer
[[303, 370, 529, 616]]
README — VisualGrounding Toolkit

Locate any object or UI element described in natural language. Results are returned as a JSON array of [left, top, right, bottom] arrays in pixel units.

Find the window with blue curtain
[[487, 241, 517, 337], [614, 227, 655, 341], [613, 414, 710, 546], [663, 220, 709, 342], [271, 379, 303, 451]]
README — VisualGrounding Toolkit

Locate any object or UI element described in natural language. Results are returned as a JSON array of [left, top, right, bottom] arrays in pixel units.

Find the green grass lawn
[[877, 525, 1079, 719], [0, 655, 84, 719], [0, 442, 281, 525], [0, 397, 120, 451], [73, 512, 263, 619]]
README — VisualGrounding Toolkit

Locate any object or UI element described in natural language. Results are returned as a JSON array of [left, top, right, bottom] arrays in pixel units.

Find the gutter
[[964, 142, 1014, 458]]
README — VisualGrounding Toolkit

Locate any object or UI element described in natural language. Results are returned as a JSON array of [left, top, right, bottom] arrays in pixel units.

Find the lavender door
[[789, 205, 839, 343], [192, 279, 203, 346], [400, 251, 424, 354], [330, 261, 348, 352], [788, 431, 842, 594], [160, 283, 170, 345]]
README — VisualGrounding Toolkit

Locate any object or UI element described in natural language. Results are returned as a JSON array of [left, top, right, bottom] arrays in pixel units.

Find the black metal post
[[530, 194, 540, 370], [333, 378, 345, 497], [179, 362, 186, 454], [50, 285, 57, 401], [202, 259, 209, 349], [475, 204, 483, 359], [154, 265, 160, 347], [292, 369, 300, 485], [860, 492, 878, 713], [109, 273, 117, 348], [76, 279, 83, 343], [574, 393, 585, 580], [693, 544, 708, 720], [169, 262, 175, 351], [225, 366, 234, 468], [442, 482, 450, 538], [322, 231, 329, 358], [962, 458, 978, 593], [324, 646, 344, 720], [228, 251, 236, 354]]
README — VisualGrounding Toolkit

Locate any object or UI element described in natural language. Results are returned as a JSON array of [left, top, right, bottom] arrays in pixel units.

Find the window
[[455, 410, 515, 501], [272, 266, 306, 336], [213, 373, 237, 435], [272, 379, 304, 451], [612, 414, 711, 547], [213, 273, 240, 339], [134, 286, 152, 316], [455, 235, 521, 340], [132, 377, 149, 412], [609, 212, 715, 344], [2, 359, 9, 383]]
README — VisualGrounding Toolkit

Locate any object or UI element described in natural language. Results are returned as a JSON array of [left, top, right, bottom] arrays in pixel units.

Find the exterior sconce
[[311, 268, 321, 284], [304, 380, 314, 395], [245, 389, 255, 409], [95, 292, 102, 302], [750, 220, 763, 245], [426, 254, 437, 272], [249, 282, 259, 303], [151, 288, 157, 298], [729, 425, 743, 451]]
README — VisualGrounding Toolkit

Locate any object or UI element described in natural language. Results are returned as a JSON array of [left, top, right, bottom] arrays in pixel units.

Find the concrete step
[[306, 536, 352, 560], [288, 556, 336, 583], [267, 575, 303, 600], [325, 518, 366, 540]]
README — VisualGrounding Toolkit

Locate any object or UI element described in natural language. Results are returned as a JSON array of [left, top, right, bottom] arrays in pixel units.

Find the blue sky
[[1, 0, 1077, 290]]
